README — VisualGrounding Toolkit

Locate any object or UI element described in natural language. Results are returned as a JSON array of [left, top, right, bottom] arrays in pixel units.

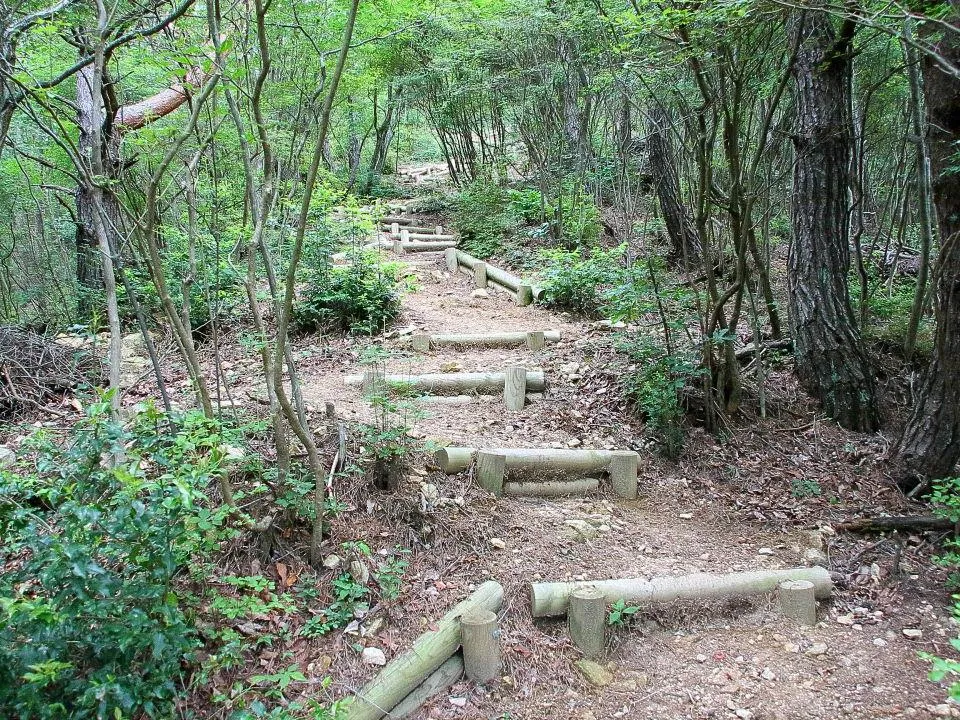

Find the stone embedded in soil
[[804, 643, 828, 657], [804, 547, 829, 567], [449, 696, 467, 707], [0, 446, 15, 468], [361, 647, 386, 666], [757, 547, 775, 556], [489, 538, 507, 550], [470, 289, 489, 298], [576, 659, 614, 687], [323, 554, 342, 569], [903, 628, 923, 640]]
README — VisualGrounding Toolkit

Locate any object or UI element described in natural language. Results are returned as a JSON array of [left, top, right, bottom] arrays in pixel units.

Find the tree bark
[[787, 11, 879, 432], [647, 106, 702, 265], [892, 15, 960, 482]]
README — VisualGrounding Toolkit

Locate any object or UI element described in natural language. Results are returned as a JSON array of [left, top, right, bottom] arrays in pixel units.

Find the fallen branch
[[836, 515, 957, 534]]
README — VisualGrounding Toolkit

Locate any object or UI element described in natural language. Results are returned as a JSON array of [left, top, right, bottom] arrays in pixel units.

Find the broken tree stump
[[344, 580, 505, 720], [529, 567, 833, 618], [569, 588, 606, 658], [778, 579, 817, 626], [460, 609, 500, 683], [504, 366, 527, 410]]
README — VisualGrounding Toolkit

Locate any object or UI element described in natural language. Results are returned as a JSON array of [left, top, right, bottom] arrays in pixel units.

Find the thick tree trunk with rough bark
[[787, 11, 879, 432], [647, 106, 702, 265], [892, 17, 960, 482]]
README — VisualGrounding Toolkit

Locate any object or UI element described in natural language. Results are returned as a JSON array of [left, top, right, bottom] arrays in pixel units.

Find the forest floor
[[284, 198, 958, 719], [17, 188, 959, 719]]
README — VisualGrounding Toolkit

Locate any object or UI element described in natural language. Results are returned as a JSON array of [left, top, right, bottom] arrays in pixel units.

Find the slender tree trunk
[[787, 10, 879, 432], [647, 106, 703, 266], [892, 16, 960, 483]]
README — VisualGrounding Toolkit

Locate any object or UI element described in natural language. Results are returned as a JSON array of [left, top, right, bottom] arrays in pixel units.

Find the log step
[[410, 330, 560, 350], [344, 369, 546, 395]]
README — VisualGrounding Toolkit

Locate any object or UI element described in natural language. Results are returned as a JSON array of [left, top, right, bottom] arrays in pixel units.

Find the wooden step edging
[[528, 567, 833, 618], [345, 368, 545, 395], [435, 446, 639, 499], [445, 248, 543, 306], [344, 581, 504, 720], [409, 330, 560, 351]]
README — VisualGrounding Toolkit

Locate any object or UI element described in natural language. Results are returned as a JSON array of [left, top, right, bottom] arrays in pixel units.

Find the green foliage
[[537, 245, 626, 316], [607, 598, 640, 627], [453, 178, 515, 258], [295, 251, 403, 335], [790, 477, 823, 499], [922, 477, 960, 701], [0, 401, 243, 719], [553, 180, 601, 248], [374, 551, 409, 600], [617, 334, 700, 459]]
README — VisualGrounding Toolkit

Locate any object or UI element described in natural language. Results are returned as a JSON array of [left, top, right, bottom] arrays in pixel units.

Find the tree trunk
[[787, 11, 879, 432], [647, 106, 703, 265], [892, 16, 960, 483]]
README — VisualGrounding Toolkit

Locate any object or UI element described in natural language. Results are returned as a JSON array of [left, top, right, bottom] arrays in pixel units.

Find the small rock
[[873, 638, 887, 647], [696, 654, 708, 663], [361, 647, 386, 666], [349, 560, 370, 585], [575, 659, 614, 687], [804, 548, 829, 567], [761, 668, 776, 680], [757, 547, 775, 556], [783, 642, 800, 653], [323, 554, 342, 569], [930, 704, 954, 717], [0, 446, 15, 468], [836, 614, 856, 626], [564, 519, 599, 539], [735, 710, 753, 720], [903, 628, 923, 640], [805, 643, 828, 657], [567, 438, 582, 448], [678, 513, 694, 520], [448, 696, 467, 707], [489, 538, 507, 550], [470, 289, 489, 299]]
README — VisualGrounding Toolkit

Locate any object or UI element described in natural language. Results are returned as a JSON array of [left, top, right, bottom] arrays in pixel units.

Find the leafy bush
[[453, 178, 515, 259], [295, 252, 403, 335], [617, 334, 701, 459], [554, 181, 601, 247], [922, 477, 960, 701], [0, 401, 242, 719], [537, 245, 627, 316]]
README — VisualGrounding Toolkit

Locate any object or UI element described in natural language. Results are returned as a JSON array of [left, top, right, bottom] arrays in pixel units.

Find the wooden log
[[778, 580, 817, 626], [609, 451, 639, 499], [836, 515, 956, 533], [434, 447, 625, 475], [344, 581, 505, 720], [504, 366, 527, 410], [460, 610, 500, 683], [476, 451, 506, 494], [388, 655, 463, 719], [436, 225, 443, 234], [526, 331, 545, 351], [474, 261, 488, 289], [381, 215, 412, 225], [344, 370, 546, 395], [429, 330, 561, 348], [529, 567, 833, 618], [399, 240, 457, 252], [381, 224, 435, 234], [569, 588, 606, 658], [411, 334, 431, 352], [503, 478, 599, 497], [445, 247, 459, 271], [391, 222, 400, 235], [392, 237, 403, 254], [401, 232, 456, 241]]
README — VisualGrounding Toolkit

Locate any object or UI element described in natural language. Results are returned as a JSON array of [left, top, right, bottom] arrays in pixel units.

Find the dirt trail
[[299, 201, 954, 720]]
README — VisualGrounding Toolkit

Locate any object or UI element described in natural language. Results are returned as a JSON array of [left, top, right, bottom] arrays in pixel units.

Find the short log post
[[569, 588, 606, 658], [436, 225, 443, 235], [778, 579, 817, 626], [504, 366, 527, 411], [515, 283, 534, 306], [399, 228, 409, 253], [391, 222, 400, 235], [526, 331, 545, 351], [325, 402, 336, 419], [460, 609, 500, 683], [474, 261, 488, 289], [476, 451, 505, 494], [411, 334, 431, 353], [362, 365, 385, 397], [609, 451, 639, 499], [445, 247, 459, 272]]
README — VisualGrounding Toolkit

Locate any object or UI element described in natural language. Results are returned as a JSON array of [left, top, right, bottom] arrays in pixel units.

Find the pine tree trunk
[[787, 11, 879, 432], [647, 106, 703, 265], [892, 17, 960, 482]]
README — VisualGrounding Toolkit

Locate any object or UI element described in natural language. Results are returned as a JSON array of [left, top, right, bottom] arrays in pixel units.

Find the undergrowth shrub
[[295, 252, 403, 335], [922, 477, 960, 701], [537, 245, 626, 316], [617, 333, 701, 459], [453, 178, 515, 258], [0, 400, 243, 719]]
